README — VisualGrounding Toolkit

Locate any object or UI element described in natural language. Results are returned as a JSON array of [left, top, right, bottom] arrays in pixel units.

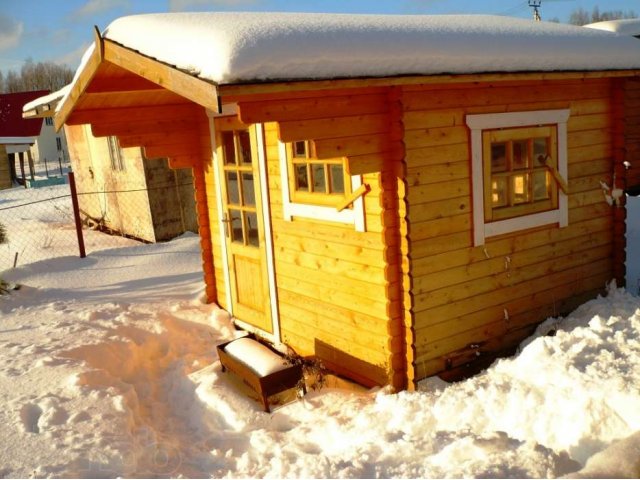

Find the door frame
[[208, 113, 281, 343]]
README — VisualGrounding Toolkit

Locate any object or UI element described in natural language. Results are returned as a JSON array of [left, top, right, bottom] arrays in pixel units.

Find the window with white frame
[[278, 140, 365, 231], [466, 109, 570, 246]]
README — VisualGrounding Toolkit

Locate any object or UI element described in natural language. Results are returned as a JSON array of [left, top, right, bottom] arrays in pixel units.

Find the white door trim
[[207, 113, 279, 342]]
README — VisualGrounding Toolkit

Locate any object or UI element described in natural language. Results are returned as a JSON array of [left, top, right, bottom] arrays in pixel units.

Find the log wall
[[402, 79, 617, 380], [236, 89, 408, 388]]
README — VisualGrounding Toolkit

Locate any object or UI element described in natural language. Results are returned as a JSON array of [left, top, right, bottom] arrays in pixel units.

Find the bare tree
[[1, 60, 73, 93], [569, 6, 637, 25]]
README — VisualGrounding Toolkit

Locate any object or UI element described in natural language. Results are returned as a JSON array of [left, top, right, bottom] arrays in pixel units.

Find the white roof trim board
[[98, 12, 640, 85], [23, 85, 70, 114]]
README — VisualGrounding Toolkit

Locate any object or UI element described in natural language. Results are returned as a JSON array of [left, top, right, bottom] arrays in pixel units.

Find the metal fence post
[[68, 171, 86, 258]]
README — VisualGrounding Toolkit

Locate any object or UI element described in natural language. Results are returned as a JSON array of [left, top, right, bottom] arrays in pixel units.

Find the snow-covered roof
[[22, 85, 70, 116], [584, 19, 640, 37], [101, 12, 640, 85]]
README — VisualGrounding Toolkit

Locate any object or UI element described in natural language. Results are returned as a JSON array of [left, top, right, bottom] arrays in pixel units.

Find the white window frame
[[278, 141, 365, 232], [466, 109, 570, 246]]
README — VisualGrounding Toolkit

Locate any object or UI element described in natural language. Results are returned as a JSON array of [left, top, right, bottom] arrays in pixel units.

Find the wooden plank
[[219, 70, 637, 99], [403, 81, 611, 112], [278, 113, 389, 142], [404, 126, 469, 149], [414, 271, 609, 367], [407, 195, 470, 224], [411, 214, 611, 278], [405, 143, 468, 168], [407, 178, 469, 204], [65, 103, 201, 126], [103, 38, 219, 111], [313, 133, 389, 158], [410, 213, 471, 242], [413, 229, 612, 300], [91, 118, 198, 137], [346, 153, 386, 175], [55, 41, 102, 130], [238, 93, 388, 123], [414, 251, 611, 323], [406, 161, 469, 186]]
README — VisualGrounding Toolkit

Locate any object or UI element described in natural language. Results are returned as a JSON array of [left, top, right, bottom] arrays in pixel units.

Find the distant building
[[24, 90, 198, 243], [0, 90, 70, 189]]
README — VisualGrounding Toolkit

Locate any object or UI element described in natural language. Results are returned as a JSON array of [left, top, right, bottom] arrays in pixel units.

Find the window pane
[[512, 140, 529, 170], [492, 177, 508, 207], [238, 130, 252, 165], [293, 141, 307, 158], [245, 211, 259, 247], [330, 164, 345, 194], [242, 173, 255, 206], [491, 143, 507, 172], [533, 170, 550, 200], [222, 131, 236, 165], [533, 138, 549, 166], [229, 209, 243, 244], [226, 172, 240, 205], [512, 174, 530, 204], [295, 164, 309, 191], [311, 163, 326, 193]]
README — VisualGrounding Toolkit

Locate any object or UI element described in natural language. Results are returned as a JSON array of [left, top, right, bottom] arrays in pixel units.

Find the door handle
[[221, 213, 231, 238]]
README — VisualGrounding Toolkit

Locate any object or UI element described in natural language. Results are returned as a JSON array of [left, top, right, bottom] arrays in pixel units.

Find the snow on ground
[[0, 183, 138, 270], [1, 185, 640, 477]]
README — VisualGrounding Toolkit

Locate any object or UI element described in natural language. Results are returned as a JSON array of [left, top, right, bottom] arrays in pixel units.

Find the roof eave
[[218, 68, 640, 101]]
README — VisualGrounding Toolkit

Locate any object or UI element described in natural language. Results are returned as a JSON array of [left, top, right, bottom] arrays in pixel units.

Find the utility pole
[[529, 0, 542, 21]]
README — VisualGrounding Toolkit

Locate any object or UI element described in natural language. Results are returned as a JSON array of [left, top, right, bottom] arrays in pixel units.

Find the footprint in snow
[[20, 403, 43, 434]]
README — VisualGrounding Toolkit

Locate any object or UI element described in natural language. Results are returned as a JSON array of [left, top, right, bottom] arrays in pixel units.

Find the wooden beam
[[91, 118, 198, 138], [65, 103, 200, 126], [103, 38, 219, 111], [221, 69, 640, 101], [85, 72, 162, 93], [54, 43, 102, 130]]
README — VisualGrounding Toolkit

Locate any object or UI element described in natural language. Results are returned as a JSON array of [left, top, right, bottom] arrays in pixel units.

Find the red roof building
[[0, 90, 47, 141]]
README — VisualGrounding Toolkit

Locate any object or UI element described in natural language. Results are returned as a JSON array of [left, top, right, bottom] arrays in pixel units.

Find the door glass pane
[[229, 209, 243, 244], [533, 170, 550, 200], [226, 172, 240, 205], [293, 141, 307, 158], [245, 211, 259, 247], [512, 174, 530, 204], [533, 137, 549, 166], [492, 176, 507, 207], [491, 143, 507, 172], [512, 140, 529, 170], [295, 164, 308, 191], [238, 130, 252, 165], [242, 173, 256, 206], [330, 164, 345, 194], [311, 163, 326, 193], [222, 131, 236, 165]]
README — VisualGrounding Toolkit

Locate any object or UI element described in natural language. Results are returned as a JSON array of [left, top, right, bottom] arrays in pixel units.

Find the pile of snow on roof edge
[[101, 12, 640, 84]]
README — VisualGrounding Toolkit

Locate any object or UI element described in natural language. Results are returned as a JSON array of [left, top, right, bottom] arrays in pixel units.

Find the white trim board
[[466, 109, 570, 246], [278, 141, 366, 231]]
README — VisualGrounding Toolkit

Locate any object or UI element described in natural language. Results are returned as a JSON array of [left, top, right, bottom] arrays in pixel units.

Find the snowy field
[[0, 185, 640, 478]]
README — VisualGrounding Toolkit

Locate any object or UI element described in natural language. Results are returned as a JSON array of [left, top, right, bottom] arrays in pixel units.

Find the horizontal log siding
[[403, 79, 616, 380], [258, 95, 402, 387]]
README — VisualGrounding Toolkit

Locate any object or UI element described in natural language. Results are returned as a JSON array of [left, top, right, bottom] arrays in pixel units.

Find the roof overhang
[[218, 68, 640, 101], [54, 27, 220, 131], [0, 137, 36, 145]]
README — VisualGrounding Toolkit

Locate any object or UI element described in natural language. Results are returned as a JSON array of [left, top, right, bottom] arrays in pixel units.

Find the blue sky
[[0, 0, 638, 74]]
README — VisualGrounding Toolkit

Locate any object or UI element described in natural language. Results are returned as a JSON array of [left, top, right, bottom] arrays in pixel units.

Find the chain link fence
[[0, 174, 197, 272]]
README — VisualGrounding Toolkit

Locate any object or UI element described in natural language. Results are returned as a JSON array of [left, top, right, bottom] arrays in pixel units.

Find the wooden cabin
[[53, 13, 640, 390]]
